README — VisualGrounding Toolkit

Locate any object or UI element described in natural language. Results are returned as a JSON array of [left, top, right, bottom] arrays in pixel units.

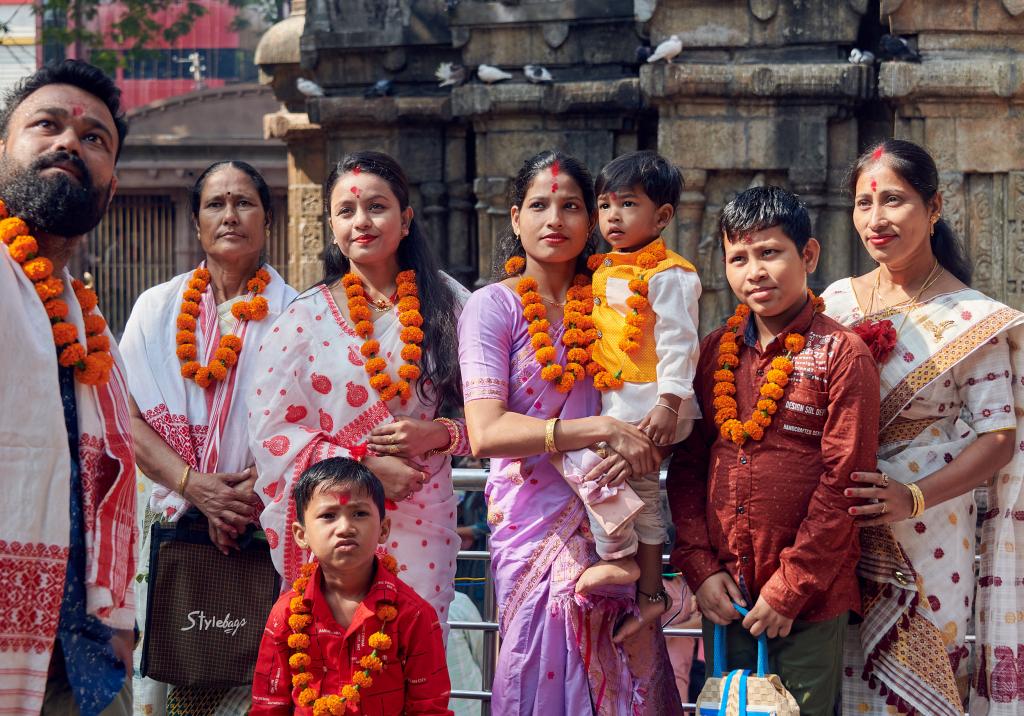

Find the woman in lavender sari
[[458, 150, 683, 715]]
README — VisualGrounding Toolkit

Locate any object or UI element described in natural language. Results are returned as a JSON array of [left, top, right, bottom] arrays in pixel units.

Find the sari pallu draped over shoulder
[[458, 283, 682, 716], [823, 281, 1024, 716], [0, 248, 136, 715], [248, 279, 468, 625], [119, 263, 297, 517]]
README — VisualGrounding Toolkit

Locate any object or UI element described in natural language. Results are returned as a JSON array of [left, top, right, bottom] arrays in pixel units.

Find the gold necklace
[[870, 260, 943, 337]]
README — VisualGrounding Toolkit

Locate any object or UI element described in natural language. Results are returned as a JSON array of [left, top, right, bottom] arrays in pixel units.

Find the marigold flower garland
[[177, 265, 271, 388], [586, 241, 667, 391], [0, 199, 114, 385], [505, 256, 599, 393], [344, 269, 423, 404], [288, 561, 399, 714], [713, 291, 825, 446]]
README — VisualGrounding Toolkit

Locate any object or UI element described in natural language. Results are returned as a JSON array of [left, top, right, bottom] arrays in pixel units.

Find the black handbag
[[140, 510, 280, 688]]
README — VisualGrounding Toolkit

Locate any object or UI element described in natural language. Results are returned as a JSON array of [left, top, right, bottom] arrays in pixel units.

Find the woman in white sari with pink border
[[822, 139, 1024, 716], [248, 151, 470, 628]]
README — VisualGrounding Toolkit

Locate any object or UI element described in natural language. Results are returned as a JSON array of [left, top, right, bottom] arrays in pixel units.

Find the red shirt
[[251, 557, 453, 715], [668, 298, 879, 621]]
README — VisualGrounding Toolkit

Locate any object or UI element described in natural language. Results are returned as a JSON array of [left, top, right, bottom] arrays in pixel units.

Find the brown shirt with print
[[668, 297, 879, 621]]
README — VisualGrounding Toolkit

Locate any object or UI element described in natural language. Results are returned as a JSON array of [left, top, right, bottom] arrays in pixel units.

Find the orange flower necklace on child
[[713, 290, 825, 446], [585, 240, 666, 391], [505, 256, 600, 393], [0, 199, 114, 385], [287, 561, 399, 715], [177, 265, 271, 388], [343, 269, 423, 405]]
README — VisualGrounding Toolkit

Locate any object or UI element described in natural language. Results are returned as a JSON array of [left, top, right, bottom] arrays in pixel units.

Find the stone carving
[[749, 0, 779, 21]]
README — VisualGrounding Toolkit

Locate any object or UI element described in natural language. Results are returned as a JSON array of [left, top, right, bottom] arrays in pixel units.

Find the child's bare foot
[[575, 558, 640, 595], [612, 591, 673, 644]]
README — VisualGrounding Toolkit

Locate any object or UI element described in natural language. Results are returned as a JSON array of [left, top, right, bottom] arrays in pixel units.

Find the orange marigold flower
[[288, 613, 313, 631], [756, 399, 778, 415], [736, 304, 750, 317], [194, 268, 212, 282], [719, 418, 742, 440], [45, 299, 69, 320], [300, 562, 316, 577], [583, 328, 598, 344], [296, 686, 317, 706], [247, 278, 267, 294], [636, 253, 659, 270], [628, 278, 648, 295], [360, 654, 383, 671], [180, 361, 201, 379], [567, 347, 590, 363], [230, 302, 250, 321], [52, 322, 78, 346], [369, 373, 392, 391], [623, 325, 642, 340], [400, 344, 421, 362], [718, 341, 739, 355], [527, 319, 551, 336], [760, 383, 784, 401], [292, 671, 314, 689], [592, 372, 607, 391], [555, 372, 575, 393], [0, 216, 29, 243], [376, 603, 398, 622], [398, 310, 423, 327], [607, 373, 624, 390], [784, 334, 806, 354], [356, 320, 374, 337], [396, 282, 417, 300], [292, 576, 309, 593], [713, 407, 738, 425], [516, 277, 539, 294], [360, 339, 381, 357], [585, 360, 602, 377], [194, 367, 213, 388], [342, 274, 362, 287], [619, 338, 640, 354], [398, 364, 420, 381], [565, 362, 584, 381], [180, 301, 200, 317], [352, 671, 374, 689], [176, 344, 198, 360], [349, 295, 369, 309], [208, 361, 228, 381], [397, 296, 420, 312], [8, 235, 37, 262], [586, 254, 604, 271], [726, 315, 743, 329], [712, 395, 737, 411], [255, 268, 271, 283], [188, 278, 207, 291], [35, 276, 64, 301], [399, 326, 423, 344], [625, 313, 645, 328], [535, 346, 556, 364], [290, 596, 311, 614], [380, 384, 401, 403], [520, 291, 542, 307], [345, 284, 363, 298], [751, 412, 772, 428], [364, 357, 387, 374], [341, 685, 360, 703], [379, 553, 398, 573], [288, 633, 311, 649], [79, 314, 103, 336], [712, 382, 736, 397], [625, 295, 649, 311], [717, 354, 736, 370], [712, 369, 735, 383], [87, 333, 111, 352], [396, 269, 416, 284], [59, 343, 86, 368], [368, 632, 392, 650], [562, 328, 585, 345], [540, 364, 563, 382], [180, 289, 201, 304], [214, 347, 239, 366], [349, 305, 371, 322], [0, 199, 7, 219], [730, 424, 747, 445], [771, 356, 794, 373], [77, 357, 105, 386], [249, 297, 269, 320], [765, 369, 788, 386], [220, 335, 242, 352], [523, 303, 546, 322], [396, 380, 411, 401], [744, 420, 765, 441], [23, 256, 53, 281], [531, 332, 552, 350]]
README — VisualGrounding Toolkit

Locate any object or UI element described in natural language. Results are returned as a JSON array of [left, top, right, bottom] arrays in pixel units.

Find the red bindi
[[350, 186, 360, 197], [870, 179, 877, 192], [337, 493, 350, 506], [610, 191, 618, 202], [551, 182, 559, 193], [72, 105, 84, 117], [551, 160, 560, 177], [871, 147, 884, 161], [352, 166, 362, 175]]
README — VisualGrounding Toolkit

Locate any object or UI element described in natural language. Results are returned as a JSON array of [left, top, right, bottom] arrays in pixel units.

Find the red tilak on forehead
[[610, 191, 618, 202], [350, 186, 360, 197], [871, 147, 884, 161], [72, 105, 84, 117], [870, 179, 877, 192], [337, 493, 350, 506], [551, 160, 560, 178], [352, 165, 362, 175], [551, 182, 559, 193]]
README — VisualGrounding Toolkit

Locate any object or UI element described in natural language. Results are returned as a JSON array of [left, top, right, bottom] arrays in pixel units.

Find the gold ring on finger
[[880, 472, 889, 488], [879, 501, 887, 515]]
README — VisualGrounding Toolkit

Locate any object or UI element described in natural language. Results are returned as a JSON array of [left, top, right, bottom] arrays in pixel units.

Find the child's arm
[[643, 267, 701, 446], [250, 598, 297, 716], [402, 604, 454, 716], [756, 338, 880, 622]]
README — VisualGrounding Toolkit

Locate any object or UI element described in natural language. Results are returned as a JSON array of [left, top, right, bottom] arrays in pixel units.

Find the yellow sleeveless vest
[[590, 239, 697, 384]]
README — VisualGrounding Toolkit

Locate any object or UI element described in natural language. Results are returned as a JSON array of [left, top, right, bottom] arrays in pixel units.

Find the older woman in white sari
[[120, 161, 297, 715], [822, 139, 1024, 716]]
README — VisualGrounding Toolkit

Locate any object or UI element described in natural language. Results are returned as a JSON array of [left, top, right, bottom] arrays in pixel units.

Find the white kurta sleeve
[[648, 266, 701, 404]]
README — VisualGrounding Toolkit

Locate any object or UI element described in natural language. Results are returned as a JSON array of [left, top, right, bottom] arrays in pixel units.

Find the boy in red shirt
[[668, 187, 879, 715], [251, 457, 452, 715]]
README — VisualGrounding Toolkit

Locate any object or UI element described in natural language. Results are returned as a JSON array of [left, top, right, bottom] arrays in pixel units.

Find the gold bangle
[[907, 482, 925, 518], [178, 465, 191, 496], [656, 401, 680, 416], [544, 418, 560, 454]]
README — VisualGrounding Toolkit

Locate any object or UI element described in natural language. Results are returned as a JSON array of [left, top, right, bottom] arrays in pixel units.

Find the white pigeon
[[477, 64, 513, 84], [296, 77, 324, 97], [523, 64, 553, 84], [646, 34, 682, 64], [435, 62, 466, 88], [848, 48, 875, 65]]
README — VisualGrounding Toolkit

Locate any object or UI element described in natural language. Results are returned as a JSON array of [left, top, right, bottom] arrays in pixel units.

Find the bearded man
[[0, 61, 136, 716]]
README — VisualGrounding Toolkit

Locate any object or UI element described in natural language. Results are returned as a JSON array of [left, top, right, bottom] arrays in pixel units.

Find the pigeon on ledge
[[435, 62, 466, 88], [296, 78, 324, 97], [477, 64, 513, 83], [647, 35, 682, 63], [364, 79, 394, 98], [848, 49, 876, 65], [524, 65, 553, 84], [878, 34, 921, 62]]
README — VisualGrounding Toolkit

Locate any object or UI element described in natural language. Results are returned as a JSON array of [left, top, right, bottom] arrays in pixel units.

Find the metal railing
[[446, 468, 980, 715]]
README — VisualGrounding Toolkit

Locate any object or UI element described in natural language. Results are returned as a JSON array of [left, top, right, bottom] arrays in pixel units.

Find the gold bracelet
[[544, 418, 560, 454], [178, 465, 192, 497], [655, 401, 680, 416], [425, 417, 459, 457], [907, 482, 925, 518]]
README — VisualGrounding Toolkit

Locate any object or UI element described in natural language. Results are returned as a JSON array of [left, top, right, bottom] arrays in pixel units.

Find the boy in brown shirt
[[668, 186, 879, 715]]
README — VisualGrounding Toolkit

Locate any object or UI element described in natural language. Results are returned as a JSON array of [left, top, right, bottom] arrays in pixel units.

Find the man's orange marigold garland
[[344, 270, 423, 404], [288, 562, 399, 714], [505, 256, 600, 393], [0, 200, 114, 385], [177, 265, 271, 389], [586, 241, 667, 392], [714, 290, 825, 446]]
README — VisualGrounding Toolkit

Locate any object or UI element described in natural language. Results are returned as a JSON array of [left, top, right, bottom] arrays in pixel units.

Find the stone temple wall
[[255, 0, 1024, 330]]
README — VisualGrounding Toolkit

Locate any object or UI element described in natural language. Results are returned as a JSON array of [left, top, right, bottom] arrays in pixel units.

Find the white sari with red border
[[0, 247, 136, 715]]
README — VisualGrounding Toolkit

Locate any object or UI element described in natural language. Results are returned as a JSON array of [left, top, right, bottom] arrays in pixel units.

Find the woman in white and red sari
[[248, 151, 469, 627], [120, 161, 297, 715]]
